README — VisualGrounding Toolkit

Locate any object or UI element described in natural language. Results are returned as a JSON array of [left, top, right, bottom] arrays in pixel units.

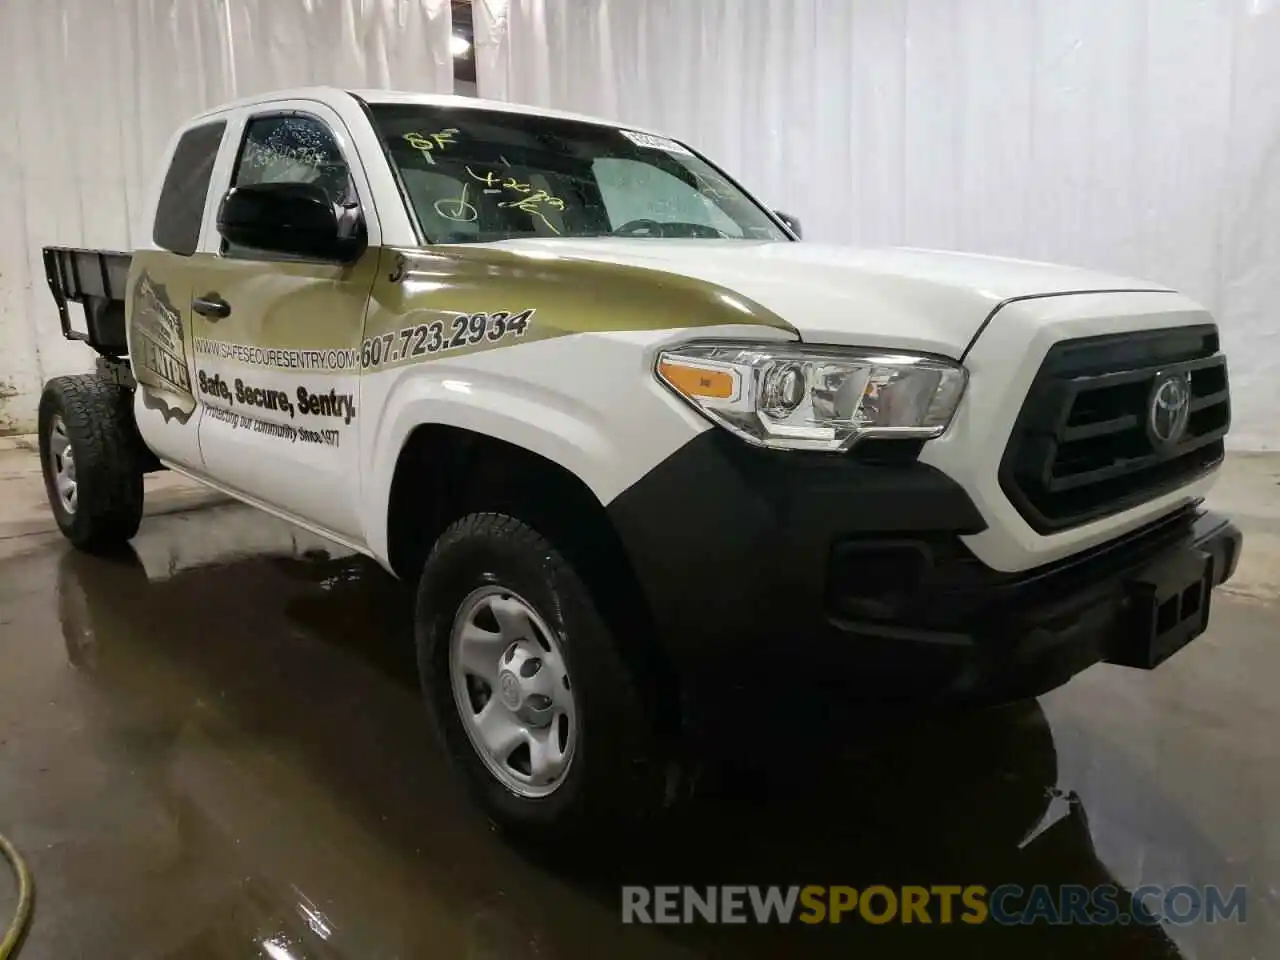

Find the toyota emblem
[[1147, 371, 1192, 450], [499, 671, 522, 709]]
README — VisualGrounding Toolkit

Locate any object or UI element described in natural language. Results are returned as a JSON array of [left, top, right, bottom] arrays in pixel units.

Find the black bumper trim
[[827, 509, 1241, 702], [607, 430, 1242, 704], [914, 510, 1240, 701], [606, 430, 988, 666]]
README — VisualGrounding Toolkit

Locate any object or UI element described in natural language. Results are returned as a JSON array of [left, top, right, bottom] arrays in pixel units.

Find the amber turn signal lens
[[657, 360, 736, 400]]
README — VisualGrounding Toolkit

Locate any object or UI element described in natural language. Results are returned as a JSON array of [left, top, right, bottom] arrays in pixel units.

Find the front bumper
[[605, 432, 1242, 703], [843, 506, 1241, 702]]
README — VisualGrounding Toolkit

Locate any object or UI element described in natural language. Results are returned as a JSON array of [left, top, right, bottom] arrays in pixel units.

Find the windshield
[[368, 104, 788, 244]]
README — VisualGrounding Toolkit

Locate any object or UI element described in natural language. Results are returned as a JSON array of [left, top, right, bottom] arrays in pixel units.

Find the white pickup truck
[[38, 87, 1241, 835]]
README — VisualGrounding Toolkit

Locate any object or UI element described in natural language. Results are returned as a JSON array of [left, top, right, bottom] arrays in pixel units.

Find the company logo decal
[[131, 272, 195, 424], [196, 369, 356, 449]]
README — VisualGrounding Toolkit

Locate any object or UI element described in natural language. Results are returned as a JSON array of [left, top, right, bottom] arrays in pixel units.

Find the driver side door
[[187, 103, 380, 544]]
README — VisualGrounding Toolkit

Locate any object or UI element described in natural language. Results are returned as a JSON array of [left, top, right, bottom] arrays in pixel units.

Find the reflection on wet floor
[[0, 503, 1275, 958]]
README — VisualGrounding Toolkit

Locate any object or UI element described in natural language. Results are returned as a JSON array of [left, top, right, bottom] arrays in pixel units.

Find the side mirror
[[774, 210, 802, 239], [217, 182, 364, 262]]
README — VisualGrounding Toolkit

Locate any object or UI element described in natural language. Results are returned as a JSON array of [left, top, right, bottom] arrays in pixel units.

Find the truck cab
[[37, 87, 1242, 836]]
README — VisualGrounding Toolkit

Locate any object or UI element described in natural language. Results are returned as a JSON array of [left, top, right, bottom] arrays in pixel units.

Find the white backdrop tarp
[[476, 0, 1280, 449], [0, 0, 453, 434]]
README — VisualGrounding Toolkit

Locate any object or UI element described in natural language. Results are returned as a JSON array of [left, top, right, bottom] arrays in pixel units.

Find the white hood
[[493, 238, 1170, 358]]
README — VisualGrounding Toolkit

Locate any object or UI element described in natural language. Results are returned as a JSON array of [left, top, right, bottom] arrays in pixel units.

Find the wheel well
[[386, 425, 677, 729], [386, 425, 609, 580]]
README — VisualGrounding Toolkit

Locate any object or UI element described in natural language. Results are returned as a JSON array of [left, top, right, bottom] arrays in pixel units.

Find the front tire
[[416, 512, 667, 836], [38, 374, 144, 551]]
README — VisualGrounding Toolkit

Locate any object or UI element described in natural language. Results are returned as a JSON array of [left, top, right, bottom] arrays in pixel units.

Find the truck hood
[[491, 238, 1169, 358]]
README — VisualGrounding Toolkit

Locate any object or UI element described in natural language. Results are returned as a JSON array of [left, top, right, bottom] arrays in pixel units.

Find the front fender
[[358, 332, 711, 567]]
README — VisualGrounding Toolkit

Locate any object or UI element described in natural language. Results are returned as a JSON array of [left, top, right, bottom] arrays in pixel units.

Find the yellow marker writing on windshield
[[434, 183, 478, 223], [498, 191, 564, 234], [466, 166, 566, 234], [403, 129, 459, 166]]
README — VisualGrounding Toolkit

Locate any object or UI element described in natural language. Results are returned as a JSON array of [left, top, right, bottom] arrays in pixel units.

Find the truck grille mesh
[[999, 325, 1229, 532]]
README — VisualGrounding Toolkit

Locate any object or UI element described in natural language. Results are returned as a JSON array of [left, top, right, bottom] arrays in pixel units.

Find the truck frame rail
[[43, 246, 132, 356]]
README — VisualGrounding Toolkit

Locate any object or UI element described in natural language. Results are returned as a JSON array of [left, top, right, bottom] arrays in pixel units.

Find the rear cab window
[[152, 121, 227, 256]]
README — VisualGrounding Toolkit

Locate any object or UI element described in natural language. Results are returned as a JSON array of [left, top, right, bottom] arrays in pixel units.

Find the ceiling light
[[450, 34, 472, 57]]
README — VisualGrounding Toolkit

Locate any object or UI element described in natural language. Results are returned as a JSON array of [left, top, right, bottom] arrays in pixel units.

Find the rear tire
[[38, 374, 144, 552], [416, 512, 668, 837]]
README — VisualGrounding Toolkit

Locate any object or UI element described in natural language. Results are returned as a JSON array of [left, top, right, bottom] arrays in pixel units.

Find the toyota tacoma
[[36, 87, 1241, 833]]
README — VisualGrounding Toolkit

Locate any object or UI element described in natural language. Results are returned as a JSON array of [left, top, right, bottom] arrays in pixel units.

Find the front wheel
[[38, 374, 144, 551], [416, 513, 668, 835]]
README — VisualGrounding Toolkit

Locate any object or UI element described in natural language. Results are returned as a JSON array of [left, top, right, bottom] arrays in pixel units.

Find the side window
[[232, 115, 354, 206], [153, 121, 226, 256], [592, 158, 741, 236]]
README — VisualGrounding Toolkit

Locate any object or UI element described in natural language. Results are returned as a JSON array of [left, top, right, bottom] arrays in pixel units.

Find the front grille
[[1000, 325, 1229, 532]]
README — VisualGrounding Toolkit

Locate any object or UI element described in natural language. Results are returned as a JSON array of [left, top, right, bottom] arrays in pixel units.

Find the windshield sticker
[[403, 129, 460, 166], [618, 129, 694, 156], [359, 309, 534, 370]]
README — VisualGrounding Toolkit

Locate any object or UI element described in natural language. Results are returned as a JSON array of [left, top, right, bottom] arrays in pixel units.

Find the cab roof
[[189, 85, 667, 138]]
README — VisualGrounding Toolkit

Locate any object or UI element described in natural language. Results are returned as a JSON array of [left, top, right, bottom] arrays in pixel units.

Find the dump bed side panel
[[42, 246, 132, 355]]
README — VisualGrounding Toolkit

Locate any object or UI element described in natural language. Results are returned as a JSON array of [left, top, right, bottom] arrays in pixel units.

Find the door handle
[[192, 294, 231, 320]]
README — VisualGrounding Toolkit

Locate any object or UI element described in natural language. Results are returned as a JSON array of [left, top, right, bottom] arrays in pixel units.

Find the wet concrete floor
[[0, 501, 1277, 959]]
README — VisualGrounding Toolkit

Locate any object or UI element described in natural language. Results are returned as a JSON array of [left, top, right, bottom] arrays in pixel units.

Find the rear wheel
[[416, 512, 668, 835], [38, 374, 144, 551]]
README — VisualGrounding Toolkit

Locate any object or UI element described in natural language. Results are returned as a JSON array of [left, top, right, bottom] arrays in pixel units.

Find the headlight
[[656, 342, 967, 452]]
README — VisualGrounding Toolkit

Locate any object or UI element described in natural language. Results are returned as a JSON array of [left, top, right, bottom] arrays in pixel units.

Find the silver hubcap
[[449, 586, 577, 798], [48, 415, 78, 514]]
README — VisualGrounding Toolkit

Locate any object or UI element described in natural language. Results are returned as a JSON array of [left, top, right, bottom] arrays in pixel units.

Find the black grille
[[1000, 325, 1229, 533]]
